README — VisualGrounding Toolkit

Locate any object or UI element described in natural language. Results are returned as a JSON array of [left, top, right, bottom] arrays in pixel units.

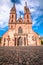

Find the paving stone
[[0, 46, 43, 65]]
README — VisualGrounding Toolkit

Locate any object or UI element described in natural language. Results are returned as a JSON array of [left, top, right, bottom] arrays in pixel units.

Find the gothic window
[[12, 15, 13, 18], [18, 27, 23, 33], [27, 15, 29, 18], [27, 20, 29, 22], [11, 20, 13, 23]]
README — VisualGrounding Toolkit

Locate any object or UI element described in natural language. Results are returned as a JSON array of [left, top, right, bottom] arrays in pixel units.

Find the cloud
[[0, 0, 25, 29], [0, 0, 43, 29], [0, 0, 13, 29]]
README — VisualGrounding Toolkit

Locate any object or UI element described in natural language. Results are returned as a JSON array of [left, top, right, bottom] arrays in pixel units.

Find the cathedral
[[1, 3, 41, 46]]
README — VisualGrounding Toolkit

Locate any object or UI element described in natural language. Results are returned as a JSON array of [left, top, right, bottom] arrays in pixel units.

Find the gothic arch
[[17, 37, 23, 46]]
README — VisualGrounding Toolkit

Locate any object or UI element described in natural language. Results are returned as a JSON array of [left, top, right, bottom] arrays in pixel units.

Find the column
[[23, 36, 24, 46], [26, 35, 28, 46], [24, 37, 26, 46], [15, 37, 16, 46]]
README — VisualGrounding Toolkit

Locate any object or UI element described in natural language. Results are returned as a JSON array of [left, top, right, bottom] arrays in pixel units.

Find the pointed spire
[[12, 3, 16, 13], [13, 3, 15, 8], [25, 0, 27, 7], [25, 1, 27, 7]]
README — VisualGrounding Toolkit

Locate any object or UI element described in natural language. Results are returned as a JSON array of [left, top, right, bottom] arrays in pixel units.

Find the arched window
[[27, 20, 29, 22], [12, 15, 13, 18], [27, 15, 29, 18], [18, 27, 23, 33], [11, 20, 13, 23]]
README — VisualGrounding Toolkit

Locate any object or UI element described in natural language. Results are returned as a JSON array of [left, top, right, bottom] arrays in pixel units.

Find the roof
[[40, 37, 43, 39]]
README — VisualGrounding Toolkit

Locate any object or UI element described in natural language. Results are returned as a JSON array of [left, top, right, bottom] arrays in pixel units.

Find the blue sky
[[0, 0, 43, 37]]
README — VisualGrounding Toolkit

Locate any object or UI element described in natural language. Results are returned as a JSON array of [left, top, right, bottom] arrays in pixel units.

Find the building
[[1, 3, 41, 46]]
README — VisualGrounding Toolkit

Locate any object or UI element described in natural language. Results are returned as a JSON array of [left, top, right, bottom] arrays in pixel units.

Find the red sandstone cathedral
[[1, 2, 41, 46]]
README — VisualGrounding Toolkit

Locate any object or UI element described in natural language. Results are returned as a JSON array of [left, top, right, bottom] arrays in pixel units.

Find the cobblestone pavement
[[0, 46, 43, 65]]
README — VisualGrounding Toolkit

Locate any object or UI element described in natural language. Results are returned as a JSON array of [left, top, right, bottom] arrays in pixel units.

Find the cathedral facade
[[1, 3, 41, 46]]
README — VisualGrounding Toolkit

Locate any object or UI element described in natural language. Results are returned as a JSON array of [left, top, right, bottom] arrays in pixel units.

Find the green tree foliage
[[41, 40, 43, 45]]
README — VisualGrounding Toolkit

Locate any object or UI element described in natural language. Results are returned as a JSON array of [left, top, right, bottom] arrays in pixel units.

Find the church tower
[[24, 2, 32, 24], [9, 3, 17, 29]]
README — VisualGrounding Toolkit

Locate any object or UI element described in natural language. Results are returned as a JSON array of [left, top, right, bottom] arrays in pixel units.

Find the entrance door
[[17, 37, 22, 46]]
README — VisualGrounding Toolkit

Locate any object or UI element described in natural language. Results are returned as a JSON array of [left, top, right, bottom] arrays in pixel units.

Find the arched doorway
[[17, 37, 23, 46]]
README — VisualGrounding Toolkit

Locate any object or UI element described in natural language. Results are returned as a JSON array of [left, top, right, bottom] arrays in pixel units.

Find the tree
[[41, 40, 43, 45]]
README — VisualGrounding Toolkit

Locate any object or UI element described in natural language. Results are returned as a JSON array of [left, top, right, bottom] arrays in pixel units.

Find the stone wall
[[0, 46, 43, 65]]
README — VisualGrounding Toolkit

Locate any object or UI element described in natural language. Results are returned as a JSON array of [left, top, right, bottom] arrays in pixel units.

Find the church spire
[[25, 1, 27, 7], [24, 1, 32, 24], [10, 3, 16, 14], [9, 3, 17, 29], [13, 3, 15, 8], [25, 0, 28, 7]]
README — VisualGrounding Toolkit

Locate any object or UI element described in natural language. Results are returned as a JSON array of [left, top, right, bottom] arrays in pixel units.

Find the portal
[[17, 37, 23, 46]]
